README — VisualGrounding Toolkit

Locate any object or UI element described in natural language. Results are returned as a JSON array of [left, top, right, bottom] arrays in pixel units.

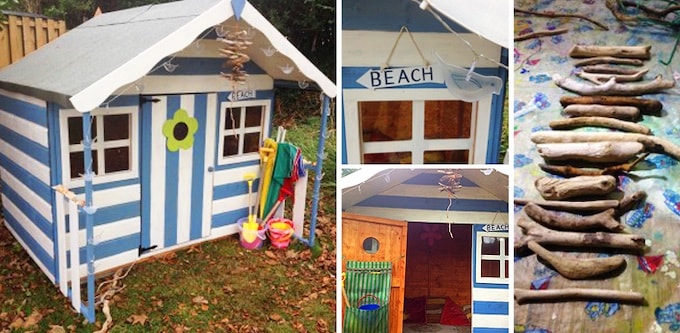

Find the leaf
[[47, 325, 67, 333], [269, 313, 282, 321], [264, 250, 278, 259], [126, 314, 148, 325], [192, 295, 208, 305]]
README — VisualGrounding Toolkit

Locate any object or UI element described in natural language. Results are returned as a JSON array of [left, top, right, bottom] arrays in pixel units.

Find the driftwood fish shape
[[434, 52, 502, 102]]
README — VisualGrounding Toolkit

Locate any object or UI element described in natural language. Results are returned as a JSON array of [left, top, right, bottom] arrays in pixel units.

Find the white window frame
[[343, 88, 492, 164], [217, 99, 271, 165], [59, 106, 139, 188], [475, 231, 509, 284]]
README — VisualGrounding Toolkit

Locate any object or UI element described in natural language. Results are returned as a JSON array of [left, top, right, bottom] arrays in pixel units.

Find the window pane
[[360, 101, 412, 142], [481, 236, 500, 255], [225, 108, 241, 130], [70, 151, 98, 179], [243, 132, 260, 154], [223, 135, 239, 156], [68, 117, 83, 145], [424, 101, 472, 139], [481, 260, 500, 278], [363, 152, 411, 164], [424, 150, 469, 164], [104, 147, 130, 173], [505, 260, 509, 278], [244, 106, 262, 127], [103, 114, 130, 141]]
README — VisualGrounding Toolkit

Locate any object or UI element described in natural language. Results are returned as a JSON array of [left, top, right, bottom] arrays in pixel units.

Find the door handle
[[207, 166, 214, 172]]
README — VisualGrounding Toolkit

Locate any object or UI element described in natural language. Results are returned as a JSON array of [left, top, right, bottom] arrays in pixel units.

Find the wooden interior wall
[[404, 223, 472, 307], [0, 13, 66, 68]]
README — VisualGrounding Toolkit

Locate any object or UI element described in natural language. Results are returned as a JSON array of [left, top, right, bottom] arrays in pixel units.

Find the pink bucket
[[266, 218, 294, 249], [237, 217, 266, 250]]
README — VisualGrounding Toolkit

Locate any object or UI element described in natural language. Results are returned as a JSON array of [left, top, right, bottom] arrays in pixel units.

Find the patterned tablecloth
[[514, 1, 680, 332]]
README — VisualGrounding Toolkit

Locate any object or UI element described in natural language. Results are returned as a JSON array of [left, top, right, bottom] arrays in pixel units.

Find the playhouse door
[[342, 212, 407, 333], [140, 94, 215, 252]]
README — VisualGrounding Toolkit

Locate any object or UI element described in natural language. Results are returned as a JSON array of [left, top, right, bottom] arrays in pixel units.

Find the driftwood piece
[[569, 45, 652, 59], [535, 175, 617, 200], [514, 8, 609, 30], [581, 65, 645, 75], [563, 104, 640, 121], [618, 190, 647, 216], [524, 203, 623, 231], [573, 56, 644, 67], [560, 96, 662, 115], [527, 241, 626, 279], [530, 131, 680, 160], [549, 117, 651, 134], [515, 288, 645, 305], [538, 152, 650, 177], [516, 216, 646, 250], [515, 28, 569, 42], [577, 68, 648, 84], [514, 198, 620, 212], [536, 141, 645, 163], [619, 0, 680, 19], [554, 74, 675, 96]]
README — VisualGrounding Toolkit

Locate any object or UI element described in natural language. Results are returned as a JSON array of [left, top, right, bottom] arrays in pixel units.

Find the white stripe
[[473, 288, 509, 302], [124, 74, 274, 96], [55, 196, 68, 295], [0, 88, 46, 107], [345, 206, 508, 224], [66, 217, 140, 248], [68, 200, 81, 311], [381, 184, 502, 200], [176, 95, 195, 244], [210, 223, 240, 238], [2, 194, 53, 257], [212, 193, 249, 215], [89, 184, 140, 207], [0, 166, 51, 221], [0, 109, 48, 146], [0, 138, 50, 184], [4, 220, 55, 283], [202, 93, 217, 238], [212, 165, 262, 187], [149, 97, 167, 248], [343, 30, 501, 67], [73, 249, 139, 278], [292, 173, 307, 238], [471, 314, 509, 329]]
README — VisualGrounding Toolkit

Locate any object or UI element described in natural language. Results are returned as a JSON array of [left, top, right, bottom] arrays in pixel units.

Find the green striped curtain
[[343, 261, 392, 333]]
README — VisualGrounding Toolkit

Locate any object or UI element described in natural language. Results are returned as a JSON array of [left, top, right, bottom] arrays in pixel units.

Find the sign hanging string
[[382, 26, 429, 70]]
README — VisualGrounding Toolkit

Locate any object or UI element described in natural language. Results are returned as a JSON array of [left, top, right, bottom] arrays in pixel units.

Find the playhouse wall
[[471, 224, 509, 333], [0, 88, 56, 282]]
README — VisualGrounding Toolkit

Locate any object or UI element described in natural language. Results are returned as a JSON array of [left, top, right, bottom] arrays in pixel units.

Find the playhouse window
[[475, 232, 509, 284], [218, 100, 270, 164]]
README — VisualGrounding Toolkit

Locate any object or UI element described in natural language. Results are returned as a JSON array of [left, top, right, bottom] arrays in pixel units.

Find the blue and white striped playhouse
[[0, 0, 335, 321], [342, 167, 510, 333], [341, 0, 509, 164]]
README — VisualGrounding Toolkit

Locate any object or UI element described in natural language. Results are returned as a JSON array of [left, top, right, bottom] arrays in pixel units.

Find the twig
[[515, 288, 645, 304], [515, 28, 569, 42], [554, 74, 675, 96], [514, 198, 620, 212], [581, 65, 646, 75], [549, 117, 651, 134], [527, 241, 626, 279], [514, 7, 609, 30], [563, 104, 640, 121], [577, 68, 648, 84], [537, 141, 645, 163], [569, 45, 651, 59], [524, 203, 623, 231], [538, 152, 650, 177], [619, 0, 680, 19], [559, 95, 662, 115], [574, 56, 644, 67], [534, 175, 617, 200]]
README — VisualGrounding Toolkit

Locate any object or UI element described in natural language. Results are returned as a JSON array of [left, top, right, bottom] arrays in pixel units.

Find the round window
[[362, 237, 380, 254]]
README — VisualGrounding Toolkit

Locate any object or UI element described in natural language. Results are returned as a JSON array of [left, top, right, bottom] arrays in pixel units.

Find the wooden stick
[[563, 104, 640, 121], [516, 216, 646, 250], [538, 152, 650, 177], [527, 241, 626, 279], [535, 175, 617, 200], [514, 8, 609, 30], [515, 28, 569, 42], [569, 45, 651, 59], [549, 117, 651, 134], [619, 0, 680, 19], [617, 190, 647, 216], [514, 198, 620, 212], [524, 203, 623, 231], [554, 74, 675, 96], [537, 141, 645, 163], [577, 69, 648, 84], [515, 288, 645, 305], [560, 96, 662, 115], [531, 131, 680, 160], [574, 56, 644, 67], [581, 65, 645, 75]]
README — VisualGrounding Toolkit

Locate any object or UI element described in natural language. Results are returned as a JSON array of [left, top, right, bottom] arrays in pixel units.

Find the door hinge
[[138, 245, 158, 256]]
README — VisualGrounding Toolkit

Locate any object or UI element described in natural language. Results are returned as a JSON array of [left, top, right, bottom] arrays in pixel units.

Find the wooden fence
[[0, 11, 66, 68]]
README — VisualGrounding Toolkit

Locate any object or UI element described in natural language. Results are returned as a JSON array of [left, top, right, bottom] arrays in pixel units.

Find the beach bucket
[[266, 218, 294, 249], [237, 217, 266, 250]]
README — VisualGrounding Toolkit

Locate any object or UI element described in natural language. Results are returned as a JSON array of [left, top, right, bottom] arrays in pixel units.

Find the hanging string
[[414, 0, 509, 70], [382, 26, 430, 70], [341, 170, 396, 195]]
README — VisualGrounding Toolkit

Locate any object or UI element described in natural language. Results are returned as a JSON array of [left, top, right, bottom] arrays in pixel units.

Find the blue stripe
[[1, 180, 52, 240], [356, 195, 508, 212], [472, 301, 508, 315], [101, 95, 139, 108], [140, 97, 153, 248], [212, 208, 249, 228], [342, 67, 501, 89], [71, 233, 139, 266], [485, 48, 508, 164], [341, 101, 347, 164], [0, 93, 47, 127], [48, 102, 62, 284], [150, 57, 266, 76], [0, 153, 51, 202], [213, 178, 259, 201], [4, 211, 54, 277], [189, 94, 207, 240], [0, 124, 49, 166], [67, 201, 140, 233], [71, 178, 140, 194], [164, 95, 181, 247], [404, 172, 481, 187], [473, 328, 509, 333], [213, 159, 260, 171], [342, 0, 468, 33]]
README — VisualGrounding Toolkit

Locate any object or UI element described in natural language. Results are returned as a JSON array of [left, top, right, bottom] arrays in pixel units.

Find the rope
[[382, 26, 429, 70]]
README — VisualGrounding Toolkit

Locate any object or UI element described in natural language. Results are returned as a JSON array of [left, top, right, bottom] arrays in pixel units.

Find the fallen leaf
[[126, 314, 148, 325], [9, 317, 24, 329], [47, 325, 67, 333], [269, 313, 282, 321], [192, 295, 208, 305], [285, 250, 299, 259], [264, 251, 277, 259]]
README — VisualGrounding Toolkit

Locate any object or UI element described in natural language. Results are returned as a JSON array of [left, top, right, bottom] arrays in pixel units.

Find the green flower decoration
[[162, 108, 198, 152]]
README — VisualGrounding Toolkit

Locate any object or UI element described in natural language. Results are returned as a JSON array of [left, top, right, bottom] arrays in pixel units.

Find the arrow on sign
[[356, 65, 444, 89]]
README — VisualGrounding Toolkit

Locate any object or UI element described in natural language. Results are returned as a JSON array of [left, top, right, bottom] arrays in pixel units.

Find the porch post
[[305, 93, 331, 247], [81, 111, 96, 323]]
